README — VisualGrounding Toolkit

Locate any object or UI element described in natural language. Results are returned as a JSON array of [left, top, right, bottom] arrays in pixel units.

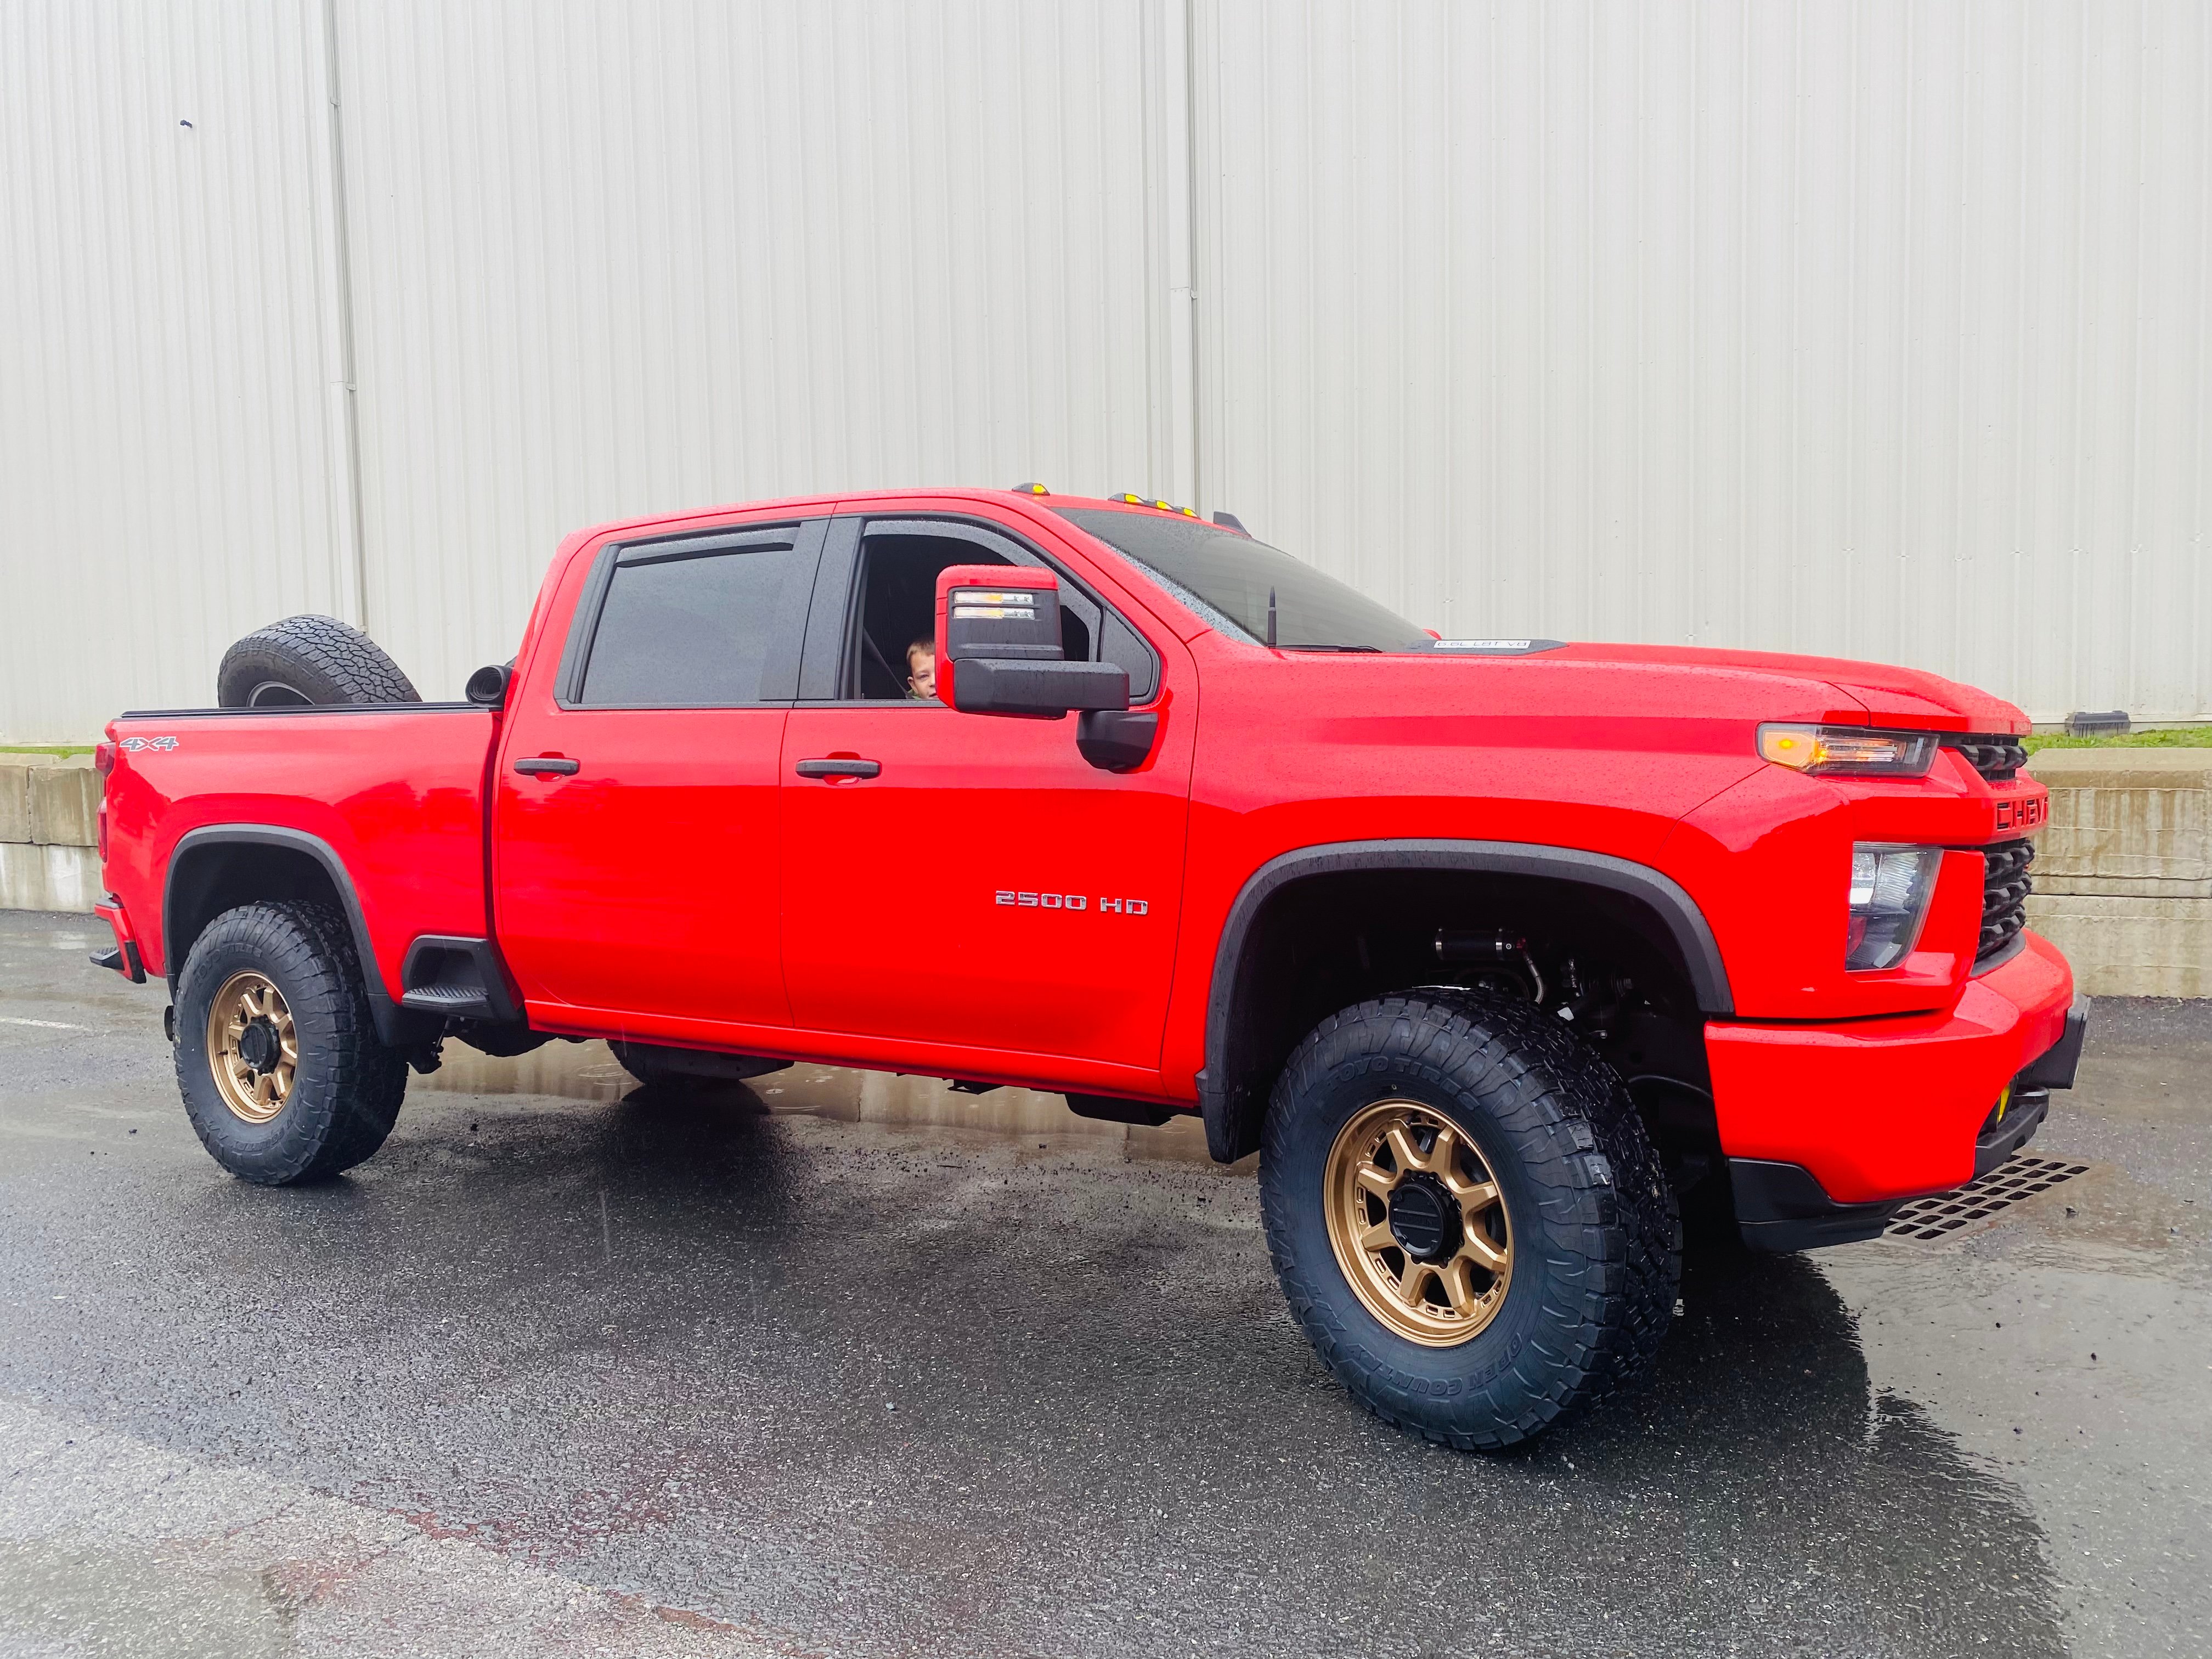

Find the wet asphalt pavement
[[0, 909, 2206, 1658]]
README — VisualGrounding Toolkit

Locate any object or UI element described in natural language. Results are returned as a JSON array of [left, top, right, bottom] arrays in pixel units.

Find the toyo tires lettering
[[994, 891, 1148, 915]]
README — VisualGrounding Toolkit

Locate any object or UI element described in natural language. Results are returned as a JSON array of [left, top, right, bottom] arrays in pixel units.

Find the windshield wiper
[[1280, 643, 1386, 653]]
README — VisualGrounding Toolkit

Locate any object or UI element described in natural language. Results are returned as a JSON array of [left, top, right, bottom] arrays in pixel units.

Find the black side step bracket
[[399, 935, 522, 1024]]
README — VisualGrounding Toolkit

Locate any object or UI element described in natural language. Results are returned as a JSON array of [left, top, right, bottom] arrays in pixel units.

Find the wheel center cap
[[238, 1019, 279, 1071], [1387, 1173, 1462, 1262]]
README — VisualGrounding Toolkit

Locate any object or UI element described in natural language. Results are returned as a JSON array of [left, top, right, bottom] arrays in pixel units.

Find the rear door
[[495, 518, 825, 1029], [777, 511, 1192, 1075]]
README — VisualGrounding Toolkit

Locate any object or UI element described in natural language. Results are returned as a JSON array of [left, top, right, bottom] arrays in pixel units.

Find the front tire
[[1259, 990, 1680, 1450], [174, 901, 408, 1184]]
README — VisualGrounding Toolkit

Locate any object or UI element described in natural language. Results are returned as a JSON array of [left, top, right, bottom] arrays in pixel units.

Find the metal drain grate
[[1884, 1154, 2090, 1240]]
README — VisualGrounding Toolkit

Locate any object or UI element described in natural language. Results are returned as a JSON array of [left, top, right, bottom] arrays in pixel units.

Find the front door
[[777, 515, 1191, 1074], [495, 518, 824, 1030]]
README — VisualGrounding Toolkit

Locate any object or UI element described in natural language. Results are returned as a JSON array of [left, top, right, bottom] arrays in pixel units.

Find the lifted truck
[[92, 487, 2089, 1449]]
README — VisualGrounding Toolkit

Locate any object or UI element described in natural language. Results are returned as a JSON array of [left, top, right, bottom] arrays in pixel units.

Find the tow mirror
[[934, 565, 1128, 716]]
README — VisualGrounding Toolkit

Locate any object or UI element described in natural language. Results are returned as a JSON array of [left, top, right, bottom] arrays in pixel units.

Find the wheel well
[[1206, 866, 1722, 1177], [163, 840, 351, 986]]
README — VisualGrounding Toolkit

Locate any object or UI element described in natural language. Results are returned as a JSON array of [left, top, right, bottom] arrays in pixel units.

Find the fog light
[[1847, 844, 1942, 970]]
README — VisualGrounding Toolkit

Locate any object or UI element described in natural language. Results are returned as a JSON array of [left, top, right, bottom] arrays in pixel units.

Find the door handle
[[514, 756, 580, 776], [794, 757, 881, 780]]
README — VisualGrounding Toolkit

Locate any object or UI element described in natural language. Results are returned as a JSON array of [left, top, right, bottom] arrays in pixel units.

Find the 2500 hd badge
[[994, 890, 1150, 914]]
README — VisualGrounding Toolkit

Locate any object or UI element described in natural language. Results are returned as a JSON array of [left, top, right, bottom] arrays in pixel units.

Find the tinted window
[[579, 541, 806, 705], [1051, 507, 1432, 653], [847, 534, 1012, 700]]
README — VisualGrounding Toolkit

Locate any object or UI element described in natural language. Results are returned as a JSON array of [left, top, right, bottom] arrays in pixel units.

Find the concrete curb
[[2023, 747, 2211, 996], [0, 757, 98, 913]]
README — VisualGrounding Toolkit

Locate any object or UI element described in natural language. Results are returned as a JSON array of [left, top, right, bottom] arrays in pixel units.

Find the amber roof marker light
[[1108, 491, 1200, 517]]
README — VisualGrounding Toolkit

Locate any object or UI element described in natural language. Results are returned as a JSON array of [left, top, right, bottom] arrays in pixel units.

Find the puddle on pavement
[[412, 1034, 1223, 1165]]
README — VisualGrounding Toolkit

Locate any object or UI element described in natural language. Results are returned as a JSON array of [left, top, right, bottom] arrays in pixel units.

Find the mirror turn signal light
[[1757, 724, 1940, 777]]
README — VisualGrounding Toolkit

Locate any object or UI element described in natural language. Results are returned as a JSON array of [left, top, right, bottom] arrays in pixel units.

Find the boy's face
[[907, 648, 936, 700]]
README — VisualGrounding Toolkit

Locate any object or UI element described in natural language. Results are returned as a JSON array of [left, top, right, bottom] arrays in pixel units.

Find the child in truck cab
[[906, 640, 935, 701]]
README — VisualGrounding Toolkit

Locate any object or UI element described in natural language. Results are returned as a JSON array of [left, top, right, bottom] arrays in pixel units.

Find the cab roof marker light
[[1757, 723, 1940, 778], [1009, 482, 1050, 494], [1109, 491, 1200, 517]]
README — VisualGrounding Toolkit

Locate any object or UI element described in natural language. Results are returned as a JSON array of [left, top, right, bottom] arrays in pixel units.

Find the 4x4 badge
[[116, 736, 178, 752]]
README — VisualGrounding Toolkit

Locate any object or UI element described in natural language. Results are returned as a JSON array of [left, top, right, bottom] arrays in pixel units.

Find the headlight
[[1758, 724, 1939, 777], [1847, 844, 1943, 970]]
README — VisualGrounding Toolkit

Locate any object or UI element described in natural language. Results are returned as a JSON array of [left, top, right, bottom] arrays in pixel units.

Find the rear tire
[[216, 614, 420, 708], [174, 901, 408, 1184], [1259, 989, 1680, 1450], [609, 1040, 791, 1088]]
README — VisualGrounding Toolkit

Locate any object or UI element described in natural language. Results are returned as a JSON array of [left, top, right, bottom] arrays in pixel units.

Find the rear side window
[[578, 538, 809, 706]]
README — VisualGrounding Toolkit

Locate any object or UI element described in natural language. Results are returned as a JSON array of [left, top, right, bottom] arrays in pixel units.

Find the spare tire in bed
[[217, 614, 421, 708]]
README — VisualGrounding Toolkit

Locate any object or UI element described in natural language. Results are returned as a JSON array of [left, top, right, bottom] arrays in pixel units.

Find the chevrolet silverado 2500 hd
[[92, 487, 2087, 1449]]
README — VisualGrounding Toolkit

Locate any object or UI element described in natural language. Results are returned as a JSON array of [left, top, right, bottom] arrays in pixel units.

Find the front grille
[[1945, 732, 2029, 782], [1978, 839, 2034, 962]]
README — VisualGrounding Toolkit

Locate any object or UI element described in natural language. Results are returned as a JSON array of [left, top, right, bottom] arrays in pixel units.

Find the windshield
[[1051, 508, 1434, 652]]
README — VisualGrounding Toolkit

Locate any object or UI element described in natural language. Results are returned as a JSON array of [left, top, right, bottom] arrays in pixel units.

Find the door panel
[[495, 519, 822, 1026], [779, 702, 1190, 1069], [497, 707, 791, 1022]]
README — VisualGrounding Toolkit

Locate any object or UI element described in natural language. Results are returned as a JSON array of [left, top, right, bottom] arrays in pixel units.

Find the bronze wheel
[[1322, 1097, 1513, 1346], [206, 970, 299, 1124]]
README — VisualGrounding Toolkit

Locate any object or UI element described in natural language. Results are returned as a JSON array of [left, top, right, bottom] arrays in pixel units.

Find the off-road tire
[[609, 1040, 791, 1088], [174, 901, 408, 1183], [216, 614, 420, 708], [1260, 989, 1680, 1450]]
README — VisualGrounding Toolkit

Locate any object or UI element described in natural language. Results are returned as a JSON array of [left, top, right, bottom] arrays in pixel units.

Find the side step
[[398, 935, 521, 1024]]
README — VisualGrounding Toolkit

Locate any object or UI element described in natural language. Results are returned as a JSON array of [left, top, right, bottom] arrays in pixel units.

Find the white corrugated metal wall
[[1195, 0, 2212, 722], [2, 1, 2206, 737], [0, 0, 362, 741]]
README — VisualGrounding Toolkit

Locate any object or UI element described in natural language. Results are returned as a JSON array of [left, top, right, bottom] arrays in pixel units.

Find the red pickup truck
[[92, 487, 2086, 1449]]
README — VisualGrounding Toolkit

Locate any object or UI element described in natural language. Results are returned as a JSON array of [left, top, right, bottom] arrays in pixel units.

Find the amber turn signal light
[[1757, 724, 1939, 777]]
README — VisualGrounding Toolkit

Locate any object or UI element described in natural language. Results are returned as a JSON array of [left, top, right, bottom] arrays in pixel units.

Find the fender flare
[[1194, 839, 1735, 1163], [162, 823, 437, 1047]]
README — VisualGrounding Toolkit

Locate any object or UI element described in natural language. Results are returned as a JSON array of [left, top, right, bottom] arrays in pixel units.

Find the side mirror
[[465, 662, 514, 707], [934, 565, 1128, 716]]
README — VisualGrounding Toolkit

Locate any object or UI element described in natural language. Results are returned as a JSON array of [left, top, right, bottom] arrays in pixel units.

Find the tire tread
[[1260, 989, 1681, 1450]]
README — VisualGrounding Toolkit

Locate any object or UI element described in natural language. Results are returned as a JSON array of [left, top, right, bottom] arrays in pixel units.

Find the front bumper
[[1705, 930, 2081, 1211]]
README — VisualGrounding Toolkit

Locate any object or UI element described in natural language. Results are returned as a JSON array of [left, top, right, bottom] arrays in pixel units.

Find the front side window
[[1049, 508, 1432, 653], [834, 525, 1160, 703], [579, 538, 808, 706]]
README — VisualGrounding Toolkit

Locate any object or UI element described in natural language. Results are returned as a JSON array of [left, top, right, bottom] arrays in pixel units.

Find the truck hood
[[1499, 641, 2028, 734]]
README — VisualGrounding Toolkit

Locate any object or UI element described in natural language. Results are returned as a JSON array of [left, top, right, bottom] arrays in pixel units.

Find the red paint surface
[[1705, 931, 2075, 1201]]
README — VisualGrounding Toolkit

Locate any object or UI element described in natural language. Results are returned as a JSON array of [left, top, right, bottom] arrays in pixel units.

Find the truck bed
[[102, 704, 495, 998]]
